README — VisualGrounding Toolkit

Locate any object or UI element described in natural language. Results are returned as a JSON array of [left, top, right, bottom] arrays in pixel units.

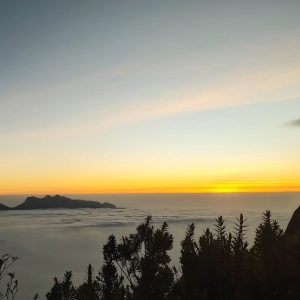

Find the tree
[[0, 254, 18, 300], [77, 264, 100, 300], [179, 217, 234, 300], [180, 223, 199, 299], [43, 209, 300, 300], [102, 216, 175, 299], [232, 214, 249, 299], [46, 271, 77, 300], [251, 211, 284, 299], [97, 235, 124, 300]]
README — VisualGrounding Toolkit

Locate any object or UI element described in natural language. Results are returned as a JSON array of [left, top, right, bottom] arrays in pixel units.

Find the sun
[[210, 183, 242, 193]]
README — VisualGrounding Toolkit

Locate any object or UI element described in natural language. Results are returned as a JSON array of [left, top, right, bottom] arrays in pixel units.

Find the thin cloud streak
[[286, 118, 300, 128], [1, 64, 300, 142]]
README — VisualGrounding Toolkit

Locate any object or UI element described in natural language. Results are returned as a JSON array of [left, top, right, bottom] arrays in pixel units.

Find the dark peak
[[13, 195, 117, 210], [285, 205, 300, 236], [47, 195, 67, 199], [24, 195, 73, 204], [24, 196, 38, 202], [0, 203, 10, 210], [27, 195, 68, 201]]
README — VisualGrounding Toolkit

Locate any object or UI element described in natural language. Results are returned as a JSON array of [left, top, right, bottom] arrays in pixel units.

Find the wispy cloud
[[1, 60, 300, 142], [286, 118, 300, 128]]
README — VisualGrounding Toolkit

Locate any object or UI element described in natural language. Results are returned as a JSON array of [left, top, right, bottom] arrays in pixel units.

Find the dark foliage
[[43, 210, 300, 299], [97, 235, 124, 299], [0, 254, 18, 300], [77, 265, 101, 300], [46, 271, 77, 300]]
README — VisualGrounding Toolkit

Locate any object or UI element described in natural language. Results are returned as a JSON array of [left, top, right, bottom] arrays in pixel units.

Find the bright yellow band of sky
[[1, 173, 300, 195], [1, 155, 300, 195]]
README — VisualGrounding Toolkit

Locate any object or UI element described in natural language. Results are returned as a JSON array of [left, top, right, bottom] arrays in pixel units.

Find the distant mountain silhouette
[[0, 195, 116, 210], [0, 203, 10, 210], [285, 205, 300, 236]]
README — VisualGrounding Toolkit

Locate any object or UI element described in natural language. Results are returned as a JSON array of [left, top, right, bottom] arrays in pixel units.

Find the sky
[[0, 0, 300, 194]]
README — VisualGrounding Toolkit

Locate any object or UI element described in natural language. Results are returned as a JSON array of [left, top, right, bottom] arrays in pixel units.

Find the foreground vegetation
[[1, 211, 300, 299]]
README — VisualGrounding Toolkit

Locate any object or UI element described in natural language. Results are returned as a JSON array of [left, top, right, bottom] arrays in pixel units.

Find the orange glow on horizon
[[1, 162, 300, 195], [1, 179, 300, 195]]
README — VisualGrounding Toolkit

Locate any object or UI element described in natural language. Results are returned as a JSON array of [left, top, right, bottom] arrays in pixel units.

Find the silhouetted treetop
[[41, 205, 300, 299]]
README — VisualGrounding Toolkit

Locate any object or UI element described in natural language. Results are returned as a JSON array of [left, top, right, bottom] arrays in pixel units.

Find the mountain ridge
[[0, 202, 10, 210], [0, 195, 116, 210], [285, 205, 300, 236]]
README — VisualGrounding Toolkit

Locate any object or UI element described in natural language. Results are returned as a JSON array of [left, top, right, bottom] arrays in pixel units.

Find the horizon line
[[1, 190, 300, 197]]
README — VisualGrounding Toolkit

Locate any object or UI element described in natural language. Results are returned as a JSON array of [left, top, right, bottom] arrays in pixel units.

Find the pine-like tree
[[97, 235, 124, 300], [232, 214, 249, 299], [77, 264, 100, 300], [180, 223, 199, 299], [46, 271, 77, 300], [105, 216, 175, 299], [251, 211, 284, 299]]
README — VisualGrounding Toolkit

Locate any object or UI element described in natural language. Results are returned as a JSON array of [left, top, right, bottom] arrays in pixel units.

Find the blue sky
[[0, 0, 300, 193]]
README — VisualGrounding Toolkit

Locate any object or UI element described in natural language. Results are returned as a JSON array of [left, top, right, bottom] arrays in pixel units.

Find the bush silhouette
[[42, 210, 300, 299]]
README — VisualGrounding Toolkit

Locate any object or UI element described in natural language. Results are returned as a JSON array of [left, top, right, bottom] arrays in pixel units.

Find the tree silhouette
[[180, 223, 199, 299], [77, 264, 100, 300], [44, 209, 300, 300], [104, 216, 175, 299], [97, 235, 124, 299], [232, 214, 249, 299], [0, 254, 18, 300], [251, 211, 284, 299], [46, 271, 77, 300]]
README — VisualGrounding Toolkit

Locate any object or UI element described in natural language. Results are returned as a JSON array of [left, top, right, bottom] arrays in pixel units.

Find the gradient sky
[[1, 0, 300, 194]]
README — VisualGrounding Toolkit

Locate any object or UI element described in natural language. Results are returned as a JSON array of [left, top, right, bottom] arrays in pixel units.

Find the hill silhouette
[[285, 205, 300, 236], [0, 203, 10, 210], [0, 195, 116, 210]]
